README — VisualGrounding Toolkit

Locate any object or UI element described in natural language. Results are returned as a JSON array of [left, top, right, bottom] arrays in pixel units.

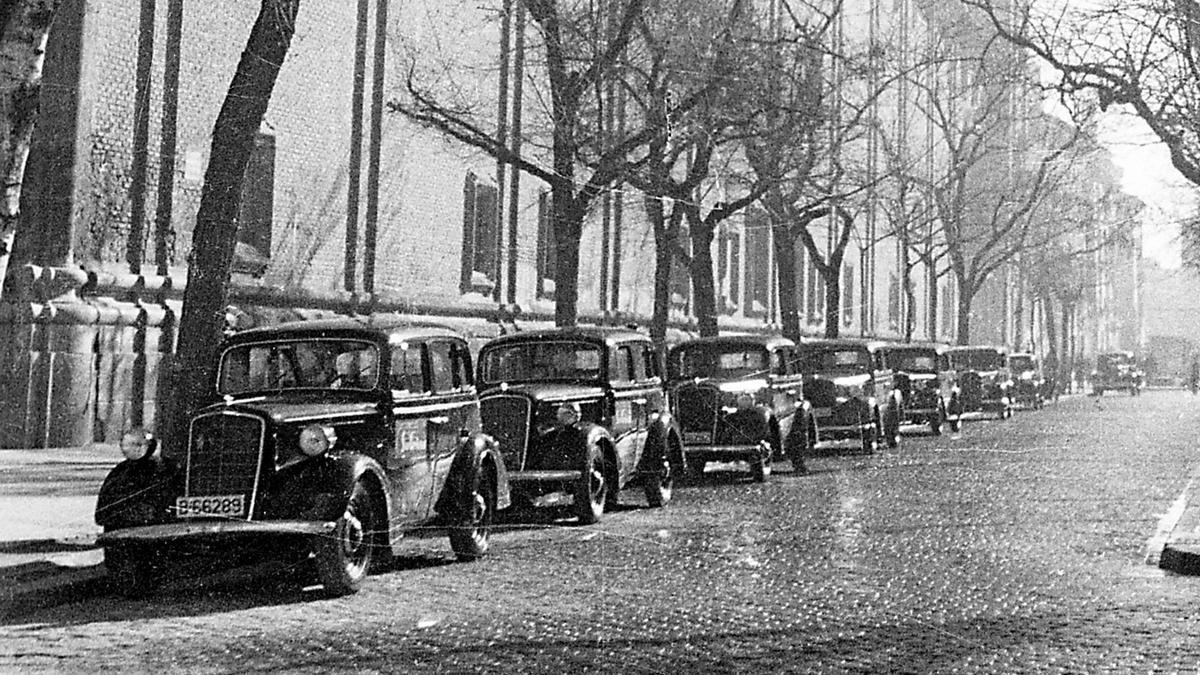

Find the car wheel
[[861, 412, 879, 454], [690, 460, 707, 478], [574, 445, 608, 525], [930, 403, 945, 436], [885, 406, 901, 448], [785, 423, 810, 474], [449, 468, 496, 561], [947, 398, 963, 432], [105, 544, 160, 599], [314, 479, 377, 596], [749, 440, 772, 482], [643, 440, 677, 508]]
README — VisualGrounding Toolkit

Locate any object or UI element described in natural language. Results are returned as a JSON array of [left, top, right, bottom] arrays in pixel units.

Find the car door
[[770, 347, 801, 439], [387, 339, 437, 525], [426, 338, 477, 506], [608, 342, 643, 482]]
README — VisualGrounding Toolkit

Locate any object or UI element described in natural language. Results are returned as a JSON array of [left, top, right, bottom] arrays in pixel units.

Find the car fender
[[639, 410, 685, 474], [95, 454, 182, 529], [297, 452, 392, 523], [434, 432, 512, 519]]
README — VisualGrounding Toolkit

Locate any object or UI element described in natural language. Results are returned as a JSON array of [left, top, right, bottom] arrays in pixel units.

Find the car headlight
[[299, 424, 337, 457], [735, 393, 755, 410], [556, 402, 581, 427], [120, 428, 155, 461], [1019, 372, 1034, 381]]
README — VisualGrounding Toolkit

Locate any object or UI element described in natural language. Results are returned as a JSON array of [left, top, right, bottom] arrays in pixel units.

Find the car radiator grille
[[674, 384, 720, 434], [185, 412, 265, 518], [481, 395, 530, 471]]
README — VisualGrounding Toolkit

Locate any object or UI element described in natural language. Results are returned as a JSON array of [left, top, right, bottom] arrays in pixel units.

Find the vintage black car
[[95, 319, 510, 597], [945, 345, 1013, 419], [795, 339, 905, 453], [1092, 351, 1144, 396], [1008, 352, 1046, 409], [665, 335, 814, 478], [475, 327, 683, 524], [877, 342, 962, 435]]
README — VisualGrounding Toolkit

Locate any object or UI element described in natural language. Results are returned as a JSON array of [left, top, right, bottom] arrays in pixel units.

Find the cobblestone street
[[3, 391, 1199, 673]]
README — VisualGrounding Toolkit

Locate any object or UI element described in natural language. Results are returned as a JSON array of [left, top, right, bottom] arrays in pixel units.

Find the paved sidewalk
[[0, 446, 114, 618]]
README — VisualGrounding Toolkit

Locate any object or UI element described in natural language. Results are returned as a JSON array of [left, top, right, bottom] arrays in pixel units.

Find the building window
[[536, 190, 556, 299], [806, 256, 824, 324], [842, 265, 855, 327], [744, 210, 770, 317], [888, 272, 901, 331], [717, 225, 740, 315], [459, 172, 499, 295], [232, 123, 275, 277]]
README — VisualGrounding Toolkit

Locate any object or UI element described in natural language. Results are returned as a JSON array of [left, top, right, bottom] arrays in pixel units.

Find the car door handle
[[428, 416, 450, 425]]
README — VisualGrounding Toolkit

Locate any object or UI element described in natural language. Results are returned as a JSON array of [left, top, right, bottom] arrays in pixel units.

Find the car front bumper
[[97, 519, 336, 545]]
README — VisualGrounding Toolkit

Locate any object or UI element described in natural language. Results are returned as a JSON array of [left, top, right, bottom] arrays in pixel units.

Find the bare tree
[[162, 0, 301, 452], [964, 0, 1200, 188], [0, 0, 62, 299], [394, 0, 698, 328]]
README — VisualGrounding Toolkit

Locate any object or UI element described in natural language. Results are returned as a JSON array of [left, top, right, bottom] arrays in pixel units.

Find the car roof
[[877, 341, 948, 353], [945, 344, 1008, 353], [480, 325, 651, 349], [223, 317, 466, 346], [668, 333, 796, 352], [799, 337, 890, 352]]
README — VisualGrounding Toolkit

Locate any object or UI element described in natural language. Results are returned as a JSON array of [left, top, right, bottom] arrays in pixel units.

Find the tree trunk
[[772, 220, 801, 342], [822, 263, 841, 339], [902, 253, 916, 343], [0, 0, 61, 299], [162, 0, 300, 454], [955, 282, 975, 346], [647, 194, 669, 346], [553, 198, 582, 327], [690, 220, 717, 337]]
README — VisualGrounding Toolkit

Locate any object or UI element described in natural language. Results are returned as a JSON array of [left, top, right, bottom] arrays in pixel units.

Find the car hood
[[479, 382, 607, 402], [198, 398, 381, 425]]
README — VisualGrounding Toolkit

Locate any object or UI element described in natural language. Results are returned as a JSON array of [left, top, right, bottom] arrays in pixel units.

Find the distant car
[[666, 334, 815, 478], [945, 346, 1013, 419], [1092, 351, 1144, 396], [795, 339, 904, 453], [877, 342, 962, 435], [475, 327, 683, 524], [1008, 352, 1046, 409], [95, 319, 510, 597]]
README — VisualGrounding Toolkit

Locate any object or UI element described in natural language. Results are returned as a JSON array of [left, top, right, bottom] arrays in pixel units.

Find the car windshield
[[1009, 355, 1036, 372], [218, 339, 380, 394], [886, 349, 939, 373], [1098, 353, 1133, 370], [949, 349, 1004, 370], [796, 347, 871, 375], [669, 344, 769, 379], [478, 340, 603, 384]]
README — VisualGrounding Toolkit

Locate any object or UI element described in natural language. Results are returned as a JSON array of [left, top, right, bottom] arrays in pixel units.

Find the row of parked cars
[[94, 319, 1055, 597]]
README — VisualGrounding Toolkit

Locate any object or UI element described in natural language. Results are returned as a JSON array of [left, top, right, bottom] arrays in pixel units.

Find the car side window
[[611, 346, 633, 384], [452, 341, 474, 389], [771, 349, 787, 376], [644, 346, 661, 381], [629, 344, 648, 382], [429, 341, 456, 393], [389, 341, 427, 394]]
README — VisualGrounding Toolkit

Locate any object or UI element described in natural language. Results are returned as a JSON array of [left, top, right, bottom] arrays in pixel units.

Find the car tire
[[785, 422, 811, 473], [314, 479, 377, 597], [105, 544, 160, 599], [948, 398, 963, 432], [861, 412, 879, 454], [449, 468, 496, 562], [643, 441, 677, 508], [885, 405, 901, 448], [930, 403, 945, 436], [574, 445, 608, 525], [749, 439, 772, 482], [690, 460, 707, 478]]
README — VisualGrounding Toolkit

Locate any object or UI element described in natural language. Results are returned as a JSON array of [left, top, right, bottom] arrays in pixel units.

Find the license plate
[[176, 494, 245, 518], [684, 431, 711, 443], [813, 408, 832, 419]]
